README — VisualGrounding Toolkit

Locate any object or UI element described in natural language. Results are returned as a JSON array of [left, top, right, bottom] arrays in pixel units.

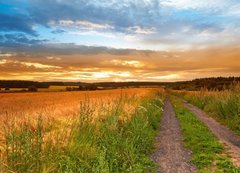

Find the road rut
[[151, 97, 197, 173], [181, 98, 240, 167]]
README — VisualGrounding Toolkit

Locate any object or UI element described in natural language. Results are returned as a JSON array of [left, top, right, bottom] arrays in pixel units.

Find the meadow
[[172, 83, 240, 135], [0, 88, 165, 172]]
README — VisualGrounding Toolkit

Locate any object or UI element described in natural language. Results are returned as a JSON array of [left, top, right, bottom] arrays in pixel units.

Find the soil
[[151, 97, 198, 173], [181, 98, 240, 167]]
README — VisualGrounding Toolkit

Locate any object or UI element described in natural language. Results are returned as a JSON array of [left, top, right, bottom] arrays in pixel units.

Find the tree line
[[0, 77, 239, 92]]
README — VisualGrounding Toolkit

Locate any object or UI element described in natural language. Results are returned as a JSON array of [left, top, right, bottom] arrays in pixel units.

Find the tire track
[[180, 98, 240, 167], [151, 97, 197, 173]]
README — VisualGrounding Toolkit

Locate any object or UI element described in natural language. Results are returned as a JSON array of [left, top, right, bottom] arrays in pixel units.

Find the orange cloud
[[0, 45, 239, 82]]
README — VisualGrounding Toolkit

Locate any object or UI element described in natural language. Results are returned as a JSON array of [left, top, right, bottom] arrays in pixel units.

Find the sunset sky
[[0, 0, 240, 82]]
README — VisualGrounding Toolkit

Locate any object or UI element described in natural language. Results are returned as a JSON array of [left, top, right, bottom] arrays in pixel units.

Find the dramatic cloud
[[0, 13, 36, 36], [0, 0, 239, 81], [0, 45, 239, 81]]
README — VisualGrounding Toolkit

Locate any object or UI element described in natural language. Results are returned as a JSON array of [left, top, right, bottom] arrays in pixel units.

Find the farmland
[[1, 84, 240, 172], [0, 88, 165, 172], [1, 0, 240, 172]]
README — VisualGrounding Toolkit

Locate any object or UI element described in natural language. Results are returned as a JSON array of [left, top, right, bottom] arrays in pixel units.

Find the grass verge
[[171, 96, 240, 173], [171, 84, 240, 135], [1, 91, 164, 173]]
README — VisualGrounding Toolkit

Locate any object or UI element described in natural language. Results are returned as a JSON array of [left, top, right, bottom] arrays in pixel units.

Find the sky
[[0, 0, 240, 82]]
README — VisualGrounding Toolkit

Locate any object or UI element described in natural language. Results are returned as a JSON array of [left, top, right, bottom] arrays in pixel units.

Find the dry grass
[[0, 88, 157, 148], [0, 88, 165, 172], [0, 88, 153, 117]]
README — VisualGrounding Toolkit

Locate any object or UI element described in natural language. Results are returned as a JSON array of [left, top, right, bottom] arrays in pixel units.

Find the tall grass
[[173, 83, 240, 134], [0, 91, 164, 172], [171, 96, 240, 172]]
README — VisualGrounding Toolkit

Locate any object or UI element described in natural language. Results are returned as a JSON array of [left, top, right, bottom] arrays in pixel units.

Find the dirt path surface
[[151, 97, 198, 173], [181, 99, 240, 167]]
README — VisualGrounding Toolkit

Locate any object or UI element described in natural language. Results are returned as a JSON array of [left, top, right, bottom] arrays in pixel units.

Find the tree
[[28, 85, 38, 92], [78, 85, 84, 90], [85, 84, 98, 90], [66, 87, 72, 91]]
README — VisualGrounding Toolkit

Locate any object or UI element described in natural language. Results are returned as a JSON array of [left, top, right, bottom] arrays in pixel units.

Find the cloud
[[0, 53, 15, 57], [160, 0, 228, 10], [55, 20, 113, 30], [0, 33, 48, 49], [46, 56, 62, 61], [105, 59, 145, 68], [0, 44, 239, 82], [128, 26, 156, 35], [0, 42, 148, 55], [0, 0, 240, 83], [0, 59, 62, 69], [51, 29, 66, 34], [0, 13, 36, 36], [1, 0, 240, 50]]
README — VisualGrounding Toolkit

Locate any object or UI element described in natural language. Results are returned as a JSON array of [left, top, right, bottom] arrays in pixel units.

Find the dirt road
[[151, 97, 197, 173], [181, 99, 240, 167]]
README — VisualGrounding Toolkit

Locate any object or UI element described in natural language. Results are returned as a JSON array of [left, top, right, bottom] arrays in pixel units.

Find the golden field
[[0, 88, 155, 145], [0, 87, 164, 172], [0, 88, 154, 118]]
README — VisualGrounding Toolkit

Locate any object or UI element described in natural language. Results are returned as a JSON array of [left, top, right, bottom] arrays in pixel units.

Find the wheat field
[[0, 88, 164, 172]]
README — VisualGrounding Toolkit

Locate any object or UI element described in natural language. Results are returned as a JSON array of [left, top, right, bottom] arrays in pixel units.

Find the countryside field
[[1, 0, 240, 172], [1, 84, 240, 172], [0, 88, 165, 172]]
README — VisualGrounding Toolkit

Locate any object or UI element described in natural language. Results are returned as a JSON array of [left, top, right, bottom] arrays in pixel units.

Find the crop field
[[0, 85, 81, 92], [1, 84, 240, 173], [0, 88, 165, 172]]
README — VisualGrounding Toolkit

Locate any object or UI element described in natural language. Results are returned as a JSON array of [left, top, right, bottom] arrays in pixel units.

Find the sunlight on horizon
[[0, 0, 239, 81]]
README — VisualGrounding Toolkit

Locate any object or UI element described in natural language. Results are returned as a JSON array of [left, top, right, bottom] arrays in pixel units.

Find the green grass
[[1, 91, 164, 173], [171, 96, 240, 173], [172, 84, 240, 135]]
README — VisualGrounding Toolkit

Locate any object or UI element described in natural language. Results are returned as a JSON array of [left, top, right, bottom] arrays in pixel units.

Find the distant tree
[[85, 84, 98, 90], [28, 85, 38, 92], [66, 87, 72, 91], [72, 87, 79, 91], [78, 85, 84, 90]]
